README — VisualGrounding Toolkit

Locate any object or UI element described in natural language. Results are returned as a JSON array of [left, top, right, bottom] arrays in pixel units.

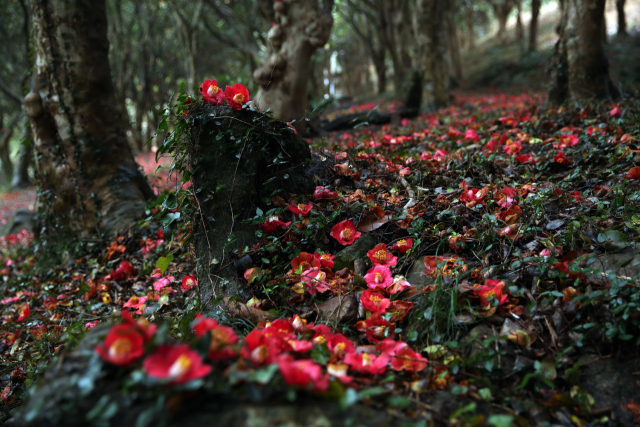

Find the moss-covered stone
[[188, 105, 320, 308], [333, 233, 377, 271]]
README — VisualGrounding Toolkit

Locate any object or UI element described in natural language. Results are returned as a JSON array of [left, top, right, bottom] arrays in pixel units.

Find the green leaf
[[249, 364, 279, 385], [156, 254, 174, 274], [488, 415, 514, 427]]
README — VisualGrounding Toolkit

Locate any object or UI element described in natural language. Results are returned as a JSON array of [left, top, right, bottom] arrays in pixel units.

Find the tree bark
[[466, 9, 475, 49], [11, 124, 33, 190], [529, 0, 541, 52], [254, 0, 334, 134], [447, 0, 463, 81], [415, 0, 450, 108], [0, 114, 16, 185], [491, 0, 513, 43], [26, 0, 153, 239], [616, 0, 627, 36], [515, 0, 524, 44], [548, 0, 620, 104]]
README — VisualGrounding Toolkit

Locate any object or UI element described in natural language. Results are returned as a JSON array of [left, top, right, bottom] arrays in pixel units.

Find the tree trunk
[[416, 0, 450, 108], [548, 0, 620, 104], [515, 0, 524, 44], [373, 52, 387, 94], [466, 10, 475, 49], [616, 0, 627, 37], [254, 0, 334, 134], [529, 0, 541, 52], [0, 114, 15, 185], [26, 0, 153, 239], [11, 125, 33, 190], [447, 0, 463, 82]]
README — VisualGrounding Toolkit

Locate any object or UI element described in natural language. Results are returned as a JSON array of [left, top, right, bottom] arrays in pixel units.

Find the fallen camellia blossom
[[288, 202, 312, 217], [199, 79, 225, 105], [95, 324, 146, 366], [143, 344, 212, 384], [181, 275, 197, 291], [277, 354, 330, 392], [192, 314, 238, 361], [625, 167, 640, 180], [474, 280, 509, 309], [367, 243, 397, 267], [224, 83, 250, 110], [390, 238, 412, 254], [330, 220, 361, 245], [363, 265, 394, 290], [260, 216, 291, 234], [360, 289, 391, 314]]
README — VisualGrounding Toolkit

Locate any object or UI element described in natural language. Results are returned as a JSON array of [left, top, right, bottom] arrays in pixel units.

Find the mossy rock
[[333, 233, 377, 271]]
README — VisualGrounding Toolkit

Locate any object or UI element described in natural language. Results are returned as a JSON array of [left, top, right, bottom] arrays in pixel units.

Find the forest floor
[[2, 18, 640, 427]]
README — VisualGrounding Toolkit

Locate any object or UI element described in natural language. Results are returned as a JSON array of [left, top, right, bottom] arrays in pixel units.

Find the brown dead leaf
[[357, 214, 393, 232]]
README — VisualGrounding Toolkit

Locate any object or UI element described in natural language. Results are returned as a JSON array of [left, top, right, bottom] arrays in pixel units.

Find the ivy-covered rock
[[333, 233, 377, 271], [185, 104, 324, 307]]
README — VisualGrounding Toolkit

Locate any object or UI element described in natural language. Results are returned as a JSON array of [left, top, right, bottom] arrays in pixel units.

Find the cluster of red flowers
[[199, 79, 250, 110], [96, 312, 427, 392]]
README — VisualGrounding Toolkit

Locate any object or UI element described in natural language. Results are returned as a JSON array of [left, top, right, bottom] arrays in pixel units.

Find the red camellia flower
[[554, 151, 569, 165], [15, 304, 30, 322], [360, 290, 391, 314], [474, 280, 509, 309], [387, 341, 427, 372], [327, 334, 355, 358], [224, 83, 250, 110], [554, 261, 586, 280], [291, 252, 322, 271], [363, 265, 394, 290], [193, 314, 238, 361], [355, 314, 393, 343], [95, 324, 146, 366], [260, 216, 291, 234], [111, 261, 136, 281], [121, 310, 157, 340], [181, 275, 197, 291], [344, 351, 389, 375], [289, 202, 312, 217], [515, 153, 536, 164], [555, 134, 579, 149], [143, 344, 212, 384], [199, 79, 225, 105], [330, 220, 361, 245], [367, 243, 398, 267], [610, 107, 621, 118], [503, 140, 522, 155], [277, 354, 329, 392], [390, 238, 412, 254], [315, 252, 334, 269], [625, 167, 640, 180], [313, 186, 338, 200], [300, 268, 331, 294]]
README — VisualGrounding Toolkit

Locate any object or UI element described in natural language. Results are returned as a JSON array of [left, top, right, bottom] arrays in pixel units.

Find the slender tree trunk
[[254, 0, 334, 134], [11, 121, 33, 190], [616, 0, 627, 36], [26, 0, 153, 238], [466, 11, 475, 49], [548, 0, 619, 104], [447, 0, 463, 81], [416, 0, 450, 108], [515, 1, 524, 44], [373, 52, 387, 94], [601, 8, 608, 44], [0, 115, 15, 185], [529, 0, 541, 52]]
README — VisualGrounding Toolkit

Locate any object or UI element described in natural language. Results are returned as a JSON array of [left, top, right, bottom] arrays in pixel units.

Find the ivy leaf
[[156, 254, 174, 274]]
